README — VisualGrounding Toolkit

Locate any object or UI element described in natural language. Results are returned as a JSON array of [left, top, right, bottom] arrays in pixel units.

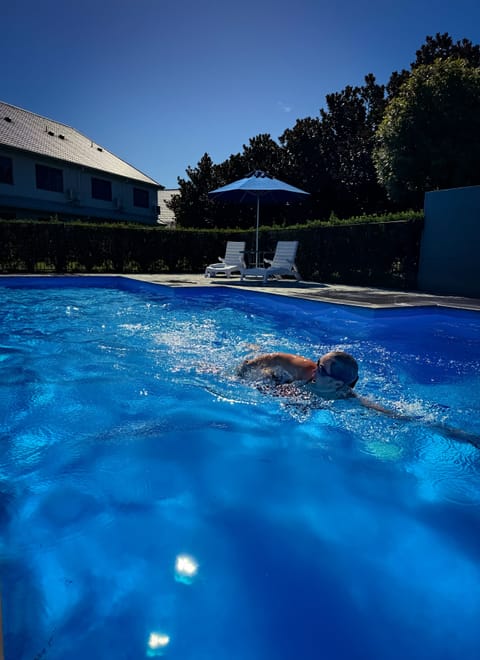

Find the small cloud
[[278, 101, 292, 113]]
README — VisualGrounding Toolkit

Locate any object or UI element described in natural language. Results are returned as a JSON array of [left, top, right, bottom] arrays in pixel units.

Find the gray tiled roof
[[0, 101, 160, 186]]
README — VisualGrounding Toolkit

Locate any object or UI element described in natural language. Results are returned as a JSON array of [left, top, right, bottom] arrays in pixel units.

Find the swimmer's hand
[[355, 394, 480, 449]]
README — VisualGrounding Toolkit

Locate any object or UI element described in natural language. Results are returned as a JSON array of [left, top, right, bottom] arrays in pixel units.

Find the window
[[35, 164, 63, 192], [133, 187, 149, 208], [91, 177, 112, 201], [0, 156, 13, 184]]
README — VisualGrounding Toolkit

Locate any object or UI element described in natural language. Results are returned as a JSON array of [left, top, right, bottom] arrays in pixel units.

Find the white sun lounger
[[240, 241, 301, 283], [205, 241, 246, 278]]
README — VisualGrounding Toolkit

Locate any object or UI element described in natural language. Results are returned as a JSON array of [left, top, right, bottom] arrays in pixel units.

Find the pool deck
[[2, 272, 479, 311], [128, 274, 480, 311]]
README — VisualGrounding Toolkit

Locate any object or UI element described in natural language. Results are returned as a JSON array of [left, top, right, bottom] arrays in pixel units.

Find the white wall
[[0, 149, 159, 224]]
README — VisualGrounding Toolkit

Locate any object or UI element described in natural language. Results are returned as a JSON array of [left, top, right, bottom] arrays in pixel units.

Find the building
[[0, 101, 162, 225], [157, 189, 178, 226]]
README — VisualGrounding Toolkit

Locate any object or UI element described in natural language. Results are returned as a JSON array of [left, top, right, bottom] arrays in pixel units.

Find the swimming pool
[[1, 276, 480, 659]]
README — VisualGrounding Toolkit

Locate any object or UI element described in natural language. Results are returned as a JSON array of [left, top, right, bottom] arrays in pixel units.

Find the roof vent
[[97, 147, 103, 152], [48, 130, 54, 136], [58, 134, 65, 140], [3, 116, 12, 123]]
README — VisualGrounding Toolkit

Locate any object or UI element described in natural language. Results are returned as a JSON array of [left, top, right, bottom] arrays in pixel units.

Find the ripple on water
[[408, 433, 480, 506], [95, 454, 158, 506], [7, 427, 60, 473], [12, 471, 114, 551]]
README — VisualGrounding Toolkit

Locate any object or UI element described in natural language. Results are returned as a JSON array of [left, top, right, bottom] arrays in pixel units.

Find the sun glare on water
[[175, 554, 199, 584]]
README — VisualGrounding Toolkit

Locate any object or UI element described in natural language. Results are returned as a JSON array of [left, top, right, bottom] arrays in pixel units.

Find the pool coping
[[1, 273, 479, 311], [126, 274, 480, 312]]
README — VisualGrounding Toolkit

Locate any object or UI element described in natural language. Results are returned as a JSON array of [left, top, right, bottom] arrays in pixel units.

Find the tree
[[279, 116, 331, 219], [386, 32, 480, 100], [374, 58, 480, 206], [412, 32, 480, 68], [318, 75, 390, 216], [235, 133, 309, 228], [240, 134, 285, 177], [172, 136, 291, 229], [171, 33, 480, 226], [170, 153, 222, 228]]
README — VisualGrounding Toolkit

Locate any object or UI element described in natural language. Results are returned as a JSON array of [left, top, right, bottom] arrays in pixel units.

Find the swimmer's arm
[[353, 393, 480, 449], [353, 393, 408, 419], [424, 421, 480, 448]]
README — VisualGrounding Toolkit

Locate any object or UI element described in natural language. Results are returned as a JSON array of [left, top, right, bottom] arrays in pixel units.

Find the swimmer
[[237, 350, 358, 400], [238, 349, 480, 448]]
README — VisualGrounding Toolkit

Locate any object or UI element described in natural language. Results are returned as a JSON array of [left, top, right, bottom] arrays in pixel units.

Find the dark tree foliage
[[374, 58, 480, 205], [280, 117, 332, 219], [277, 75, 392, 221], [215, 151, 246, 186], [168, 153, 222, 229], [386, 32, 480, 99], [172, 33, 480, 228], [386, 70, 411, 101], [240, 134, 285, 177], [318, 75, 391, 217], [413, 32, 480, 68]]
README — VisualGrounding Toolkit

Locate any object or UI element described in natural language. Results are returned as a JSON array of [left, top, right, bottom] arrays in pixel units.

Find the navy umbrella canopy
[[208, 170, 309, 266]]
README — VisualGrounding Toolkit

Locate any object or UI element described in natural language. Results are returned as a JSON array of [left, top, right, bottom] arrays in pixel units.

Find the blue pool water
[[1, 276, 480, 660]]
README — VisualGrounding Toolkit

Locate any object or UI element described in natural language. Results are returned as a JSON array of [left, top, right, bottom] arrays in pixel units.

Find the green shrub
[[0, 213, 424, 290]]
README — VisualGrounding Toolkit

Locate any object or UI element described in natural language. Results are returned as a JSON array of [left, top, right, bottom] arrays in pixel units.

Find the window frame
[[133, 187, 150, 209], [91, 177, 113, 202], [35, 163, 64, 193], [0, 156, 13, 185]]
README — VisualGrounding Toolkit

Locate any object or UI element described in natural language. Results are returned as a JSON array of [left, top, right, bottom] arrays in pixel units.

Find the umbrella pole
[[255, 195, 260, 267]]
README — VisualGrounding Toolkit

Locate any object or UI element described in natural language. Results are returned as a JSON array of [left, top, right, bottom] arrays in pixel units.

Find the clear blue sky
[[3, 0, 480, 189]]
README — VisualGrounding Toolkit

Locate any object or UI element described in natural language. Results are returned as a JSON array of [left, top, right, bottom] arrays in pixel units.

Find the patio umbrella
[[208, 170, 309, 267]]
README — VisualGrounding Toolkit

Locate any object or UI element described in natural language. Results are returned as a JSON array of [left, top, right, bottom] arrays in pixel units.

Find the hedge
[[0, 213, 424, 289]]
